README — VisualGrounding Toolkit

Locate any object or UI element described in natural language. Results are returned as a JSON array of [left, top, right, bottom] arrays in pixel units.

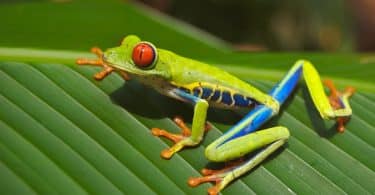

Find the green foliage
[[0, 1, 374, 195], [0, 0, 228, 58]]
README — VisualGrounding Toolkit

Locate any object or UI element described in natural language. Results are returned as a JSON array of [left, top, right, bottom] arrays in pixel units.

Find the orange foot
[[200, 158, 244, 176], [76, 47, 130, 81], [188, 159, 243, 195], [151, 116, 211, 159], [188, 174, 223, 195], [323, 80, 356, 132]]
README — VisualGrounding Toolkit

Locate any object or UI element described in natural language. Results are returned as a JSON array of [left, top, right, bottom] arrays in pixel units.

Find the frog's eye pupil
[[132, 42, 157, 68]]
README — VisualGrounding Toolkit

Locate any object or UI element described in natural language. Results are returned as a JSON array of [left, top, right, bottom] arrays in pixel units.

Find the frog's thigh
[[205, 126, 290, 162]]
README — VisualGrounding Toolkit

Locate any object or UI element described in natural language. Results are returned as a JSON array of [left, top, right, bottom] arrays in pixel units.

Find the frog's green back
[[158, 49, 269, 102]]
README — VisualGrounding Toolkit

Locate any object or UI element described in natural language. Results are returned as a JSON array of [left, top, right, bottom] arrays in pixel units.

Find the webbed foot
[[76, 47, 130, 80], [151, 116, 211, 159], [323, 80, 355, 132], [188, 173, 224, 195], [188, 160, 244, 195]]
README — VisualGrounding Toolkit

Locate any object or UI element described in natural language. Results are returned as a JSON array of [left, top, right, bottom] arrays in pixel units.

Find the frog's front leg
[[76, 47, 131, 81], [151, 89, 210, 159]]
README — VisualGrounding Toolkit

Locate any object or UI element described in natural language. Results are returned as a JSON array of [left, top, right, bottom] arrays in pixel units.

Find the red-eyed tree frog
[[77, 35, 355, 195]]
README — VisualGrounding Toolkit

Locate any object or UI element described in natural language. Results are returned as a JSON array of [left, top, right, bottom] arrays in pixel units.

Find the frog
[[76, 35, 355, 195]]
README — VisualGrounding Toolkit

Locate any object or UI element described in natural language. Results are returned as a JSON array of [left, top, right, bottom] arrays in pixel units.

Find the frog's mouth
[[76, 47, 130, 81]]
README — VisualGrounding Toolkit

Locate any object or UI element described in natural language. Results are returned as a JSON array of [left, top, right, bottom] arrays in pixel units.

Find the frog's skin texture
[[76, 35, 355, 195]]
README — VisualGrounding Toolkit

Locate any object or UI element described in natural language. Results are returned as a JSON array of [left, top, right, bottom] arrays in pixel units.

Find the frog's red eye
[[132, 42, 157, 69]]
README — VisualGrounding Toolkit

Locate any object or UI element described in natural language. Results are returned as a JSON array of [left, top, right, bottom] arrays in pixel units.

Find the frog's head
[[76, 35, 171, 81], [104, 35, 171, 80]]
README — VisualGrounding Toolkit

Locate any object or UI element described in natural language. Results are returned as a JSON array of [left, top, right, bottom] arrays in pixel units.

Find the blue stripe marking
[[210, 90, 221, 101], [221, 91, 233, 105], [233, 94, 251, 106], [201, 87, 213, 99], [269, 64, 302, 104]]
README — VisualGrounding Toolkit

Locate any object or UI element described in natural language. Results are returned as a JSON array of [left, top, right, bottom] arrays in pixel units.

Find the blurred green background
[[139, 0, 375, 52], [2, 0, 375, 52]]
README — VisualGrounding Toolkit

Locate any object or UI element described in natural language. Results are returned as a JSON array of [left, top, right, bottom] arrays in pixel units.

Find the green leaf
[[0, 1, 374, 195], [0, 49, 374, 194]]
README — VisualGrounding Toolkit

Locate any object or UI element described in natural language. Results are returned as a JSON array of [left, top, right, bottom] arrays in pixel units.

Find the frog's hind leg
[[323, 80, 355, 132], [188, 60, 356, 194], [187, 61, 310, 195], [192, 138, 288, 195], [189, 123, 290, 195], [270, 60, 355, 131]]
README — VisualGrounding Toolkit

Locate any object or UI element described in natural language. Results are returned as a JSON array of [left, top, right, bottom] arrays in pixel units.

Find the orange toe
[[324, 80, 355, 132]]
